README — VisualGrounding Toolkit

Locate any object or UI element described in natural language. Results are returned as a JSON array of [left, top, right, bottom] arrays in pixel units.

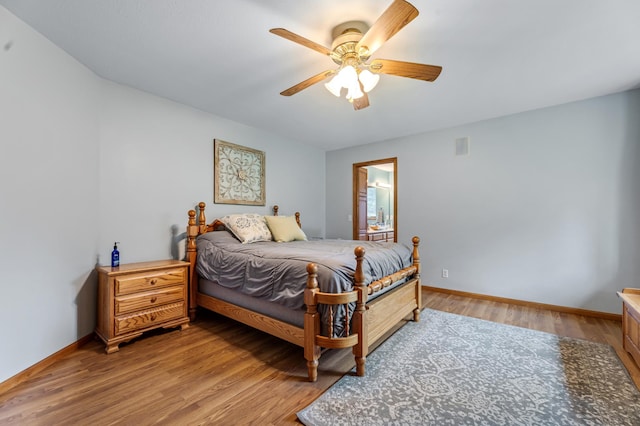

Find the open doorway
[[352, 158, 397, 242]]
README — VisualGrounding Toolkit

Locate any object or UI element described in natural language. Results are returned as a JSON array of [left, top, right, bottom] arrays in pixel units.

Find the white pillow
[[220, 214, 272, 244], [264, 215, 307, 242]]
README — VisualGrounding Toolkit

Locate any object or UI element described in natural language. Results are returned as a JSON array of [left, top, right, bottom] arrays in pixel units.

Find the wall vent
[[455, 137, 470, 156]]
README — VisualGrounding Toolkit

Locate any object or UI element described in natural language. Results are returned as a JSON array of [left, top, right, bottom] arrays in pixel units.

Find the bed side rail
[[368, 265, 418, 295]]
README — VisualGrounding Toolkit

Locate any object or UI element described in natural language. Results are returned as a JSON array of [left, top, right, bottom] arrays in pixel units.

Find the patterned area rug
[[297, 309, 640, 426]]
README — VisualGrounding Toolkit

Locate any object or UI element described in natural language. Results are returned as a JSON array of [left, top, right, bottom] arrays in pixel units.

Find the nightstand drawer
[[115, 268, 186, 295], [115, 302, 186, 335], [115, 285, 185, 315]]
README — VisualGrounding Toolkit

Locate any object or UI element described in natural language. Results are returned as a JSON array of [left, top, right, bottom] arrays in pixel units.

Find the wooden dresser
[[95, 260, 190, 353], [618, 288, 640, 367]]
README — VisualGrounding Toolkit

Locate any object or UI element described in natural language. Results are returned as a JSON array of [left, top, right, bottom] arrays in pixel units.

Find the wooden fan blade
[[356, 0, 419, 57], [269, 28, 332, 56], [370, 59, 442, 81], [280, 70, 335, 96], [352, 92, 370, 110]]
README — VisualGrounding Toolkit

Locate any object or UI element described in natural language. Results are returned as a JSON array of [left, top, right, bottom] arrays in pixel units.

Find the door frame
[[352, 157, 398, 242]]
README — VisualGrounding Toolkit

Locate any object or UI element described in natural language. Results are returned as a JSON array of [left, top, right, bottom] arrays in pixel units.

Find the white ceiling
[[2, 0, 639, 151]]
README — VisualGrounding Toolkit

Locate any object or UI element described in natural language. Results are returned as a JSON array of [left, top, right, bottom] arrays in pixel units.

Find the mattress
[[195, 230, 413, 335]]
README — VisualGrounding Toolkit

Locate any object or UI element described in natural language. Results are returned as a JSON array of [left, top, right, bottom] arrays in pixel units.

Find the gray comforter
[[196, 230, 413, 335]]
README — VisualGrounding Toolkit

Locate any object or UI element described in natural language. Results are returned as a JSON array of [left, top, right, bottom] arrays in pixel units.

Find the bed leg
[[355, 356, 366, 376], [305, 263, 321, 382], [307, 359, 319, 382], [305, 342, 320, 382]]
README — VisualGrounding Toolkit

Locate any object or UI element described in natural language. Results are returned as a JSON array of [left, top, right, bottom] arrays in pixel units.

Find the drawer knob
[[150, 279, 157, 285], [150, 296, 158, 303], [150, 314, 157, 321]]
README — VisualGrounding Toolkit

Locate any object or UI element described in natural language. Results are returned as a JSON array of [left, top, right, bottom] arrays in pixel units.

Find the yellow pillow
[[264, 215, 307, 242]]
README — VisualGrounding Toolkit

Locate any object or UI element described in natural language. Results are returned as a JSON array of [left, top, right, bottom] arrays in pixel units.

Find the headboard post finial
[[198, 202, 206, 234], [273, 205, 279, 216], [187, 210, 197, 253], [295, 212, 301, 228]]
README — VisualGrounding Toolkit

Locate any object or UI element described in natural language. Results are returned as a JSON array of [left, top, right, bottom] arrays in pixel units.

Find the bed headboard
[[185, 202, 301, 319], [187, 202, 301, 236]]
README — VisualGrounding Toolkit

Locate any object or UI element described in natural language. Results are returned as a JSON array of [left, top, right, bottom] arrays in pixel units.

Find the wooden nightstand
[[95, 260, 190, 353], [619, 288, 640, 368]]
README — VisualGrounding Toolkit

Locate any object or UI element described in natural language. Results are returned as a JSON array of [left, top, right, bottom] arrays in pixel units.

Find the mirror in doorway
[[353, 158, 397, 242], [366, 168, 393, 228]]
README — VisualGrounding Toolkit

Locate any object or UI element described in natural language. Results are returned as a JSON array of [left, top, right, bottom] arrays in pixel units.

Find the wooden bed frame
[[186, 202, 422, 381]]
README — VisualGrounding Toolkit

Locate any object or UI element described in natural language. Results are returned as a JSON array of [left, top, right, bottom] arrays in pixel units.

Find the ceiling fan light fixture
[[338, 65, 358, 84], [358, 69, 380, 93], [324, 76, 343, 97], [324, 64, 360, 99], [346, 81, 364, 101]]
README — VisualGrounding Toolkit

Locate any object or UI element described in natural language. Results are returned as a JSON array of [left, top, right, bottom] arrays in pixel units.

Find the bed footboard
[[304, 237, 421, 382]]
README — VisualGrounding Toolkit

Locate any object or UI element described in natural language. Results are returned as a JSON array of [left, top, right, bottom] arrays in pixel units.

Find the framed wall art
[[214, 139, 266, 205]]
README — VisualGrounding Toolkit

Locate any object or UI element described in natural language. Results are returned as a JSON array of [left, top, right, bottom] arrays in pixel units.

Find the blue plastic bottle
[[111, 242, 120, 267]]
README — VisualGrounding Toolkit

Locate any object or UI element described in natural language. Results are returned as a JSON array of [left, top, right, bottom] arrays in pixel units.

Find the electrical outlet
[[442, 269, 449, 278], [348, 214, 352, 222]]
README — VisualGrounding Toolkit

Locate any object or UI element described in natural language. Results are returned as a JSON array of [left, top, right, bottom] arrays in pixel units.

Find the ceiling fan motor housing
[[330, 21, 370, 64]]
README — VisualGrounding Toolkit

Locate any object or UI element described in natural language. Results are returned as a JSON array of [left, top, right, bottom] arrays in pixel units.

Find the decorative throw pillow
[[219, 214, 272, 244], [264, 215, 307, 242]]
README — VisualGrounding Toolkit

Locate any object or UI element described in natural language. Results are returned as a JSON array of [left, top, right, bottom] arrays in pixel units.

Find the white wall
[[0, 6, 325, 383], [97, 81, 326, 265], [1, 6, 100, 383], [326, 90, 640, 314]]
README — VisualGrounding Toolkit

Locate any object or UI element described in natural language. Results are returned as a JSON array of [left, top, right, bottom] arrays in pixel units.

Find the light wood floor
[[1, 288, 638, 425]]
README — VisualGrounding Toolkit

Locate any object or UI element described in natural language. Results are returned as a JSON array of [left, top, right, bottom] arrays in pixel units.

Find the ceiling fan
[[270, 0, 442, 110]]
